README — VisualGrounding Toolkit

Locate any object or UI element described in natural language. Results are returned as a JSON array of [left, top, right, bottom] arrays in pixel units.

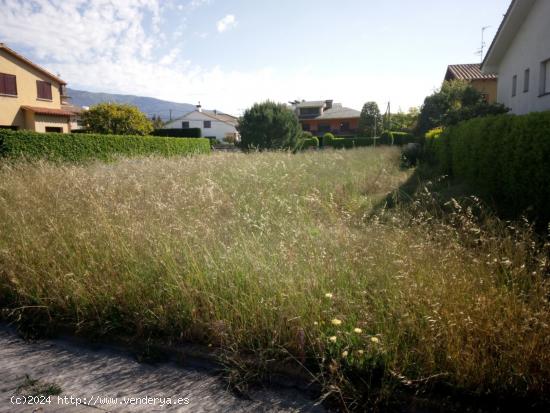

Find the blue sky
[[0, 0, 511, 114]]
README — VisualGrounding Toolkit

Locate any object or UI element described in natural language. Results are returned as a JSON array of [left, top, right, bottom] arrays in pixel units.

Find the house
[[291, 100, 360, 136], [163, 103, 240, 142], [481, 0, 550, 114], [0, 43, 79, 132], [444, 64, 497, 103]]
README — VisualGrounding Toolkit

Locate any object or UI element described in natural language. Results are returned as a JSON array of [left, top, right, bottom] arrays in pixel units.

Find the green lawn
[[0, 147, 548, 410]]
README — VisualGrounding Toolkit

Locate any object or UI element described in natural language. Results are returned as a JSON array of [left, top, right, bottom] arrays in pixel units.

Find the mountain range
[[67, 88, 197, 121]]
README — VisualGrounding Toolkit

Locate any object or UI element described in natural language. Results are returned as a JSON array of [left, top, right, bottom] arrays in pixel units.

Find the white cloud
[[0, 1, 427, 115], [189, 0, 211, 9], [216, 14, 237, 33]]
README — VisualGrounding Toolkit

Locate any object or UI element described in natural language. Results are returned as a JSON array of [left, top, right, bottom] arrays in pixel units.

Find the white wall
[[496, 0, 550, 114], [164, 110, 238, 142]]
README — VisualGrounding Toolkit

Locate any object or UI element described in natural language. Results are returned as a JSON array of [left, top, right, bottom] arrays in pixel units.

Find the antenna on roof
[[475, 26, 491, 63]]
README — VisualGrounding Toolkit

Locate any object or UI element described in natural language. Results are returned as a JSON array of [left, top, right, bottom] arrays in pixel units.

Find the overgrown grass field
[[0, 148, 548, 410]]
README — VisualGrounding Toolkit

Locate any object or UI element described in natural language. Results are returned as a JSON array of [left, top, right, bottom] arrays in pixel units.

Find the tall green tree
[[151, 115, 164, 129], [387, 107, 419, 132], [358, 102, 382, 137], [416, 80, 508, 135], [81, 103, 154, 135], [238, 101, 301, 150]]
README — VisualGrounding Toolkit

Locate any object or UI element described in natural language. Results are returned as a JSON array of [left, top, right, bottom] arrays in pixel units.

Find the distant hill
[[67, 88, 197, 121]]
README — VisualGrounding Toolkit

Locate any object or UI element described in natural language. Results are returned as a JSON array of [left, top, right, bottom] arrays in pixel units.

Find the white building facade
[[482, 0, 550, 115], [163, 105, 239, 142]]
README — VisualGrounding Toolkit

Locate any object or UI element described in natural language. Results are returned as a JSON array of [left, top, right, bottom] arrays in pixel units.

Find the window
[[512, 75, 517, 97], [318, 124, 330, 133], [36, 80, 52, 100], [300, 107, 320, 117], [203, 120, 211, 128], [0, 125, 19, 130], [541, 59, 550, 96], [302, 123, 310, 131], [45, 126, 62, 133], [340, 121, 350, 132], [0, 73, 17, 96], [523, 68, 530, 93], [182, 121, 189, 129]]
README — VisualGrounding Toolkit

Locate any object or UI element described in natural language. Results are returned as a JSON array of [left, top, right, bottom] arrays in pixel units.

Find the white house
[[164, 103, 239, 142], [482, 0, 550, 114]]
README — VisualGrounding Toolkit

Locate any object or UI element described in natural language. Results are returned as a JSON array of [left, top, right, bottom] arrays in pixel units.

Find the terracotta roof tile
[[445, 64, 497, 81], [22, 106, 74, 117]]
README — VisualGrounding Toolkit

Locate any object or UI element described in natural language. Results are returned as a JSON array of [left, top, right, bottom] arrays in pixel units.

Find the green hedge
[[151, 128, 202, 138], [379, 131, 417, 146], [330, 137, 374, 149], [426, 112, 550, 223], [322, 133, 374, 149], [0, 130, 210, 162]]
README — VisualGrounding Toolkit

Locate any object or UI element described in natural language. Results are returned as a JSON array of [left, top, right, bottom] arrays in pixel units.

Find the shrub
[[80, 103, 153, 135], [322, 132, 335, 147], [379, 131, 394, 146], [0, 129, 210, 162], [427, 112, 550, 224], [238, 101, 301, 150], [152, 128, 202, 138], [425, 127, 444, 140], [391, 131, 416, 145], [327, 136, 374, 149], [295, 132, 319, 151], [378, 131, 416, 146]]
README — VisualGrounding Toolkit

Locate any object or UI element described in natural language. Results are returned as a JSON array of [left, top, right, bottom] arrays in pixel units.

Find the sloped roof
[[22, 105, 73, 117], [0, 43, 67, 85], [482, 0, 536, 73], [317, 105, 360, 120], [445, 64, 497, 81], [203, 110, 238, 126], [175, 110, 238, 127], [295, 100, 326, 108]]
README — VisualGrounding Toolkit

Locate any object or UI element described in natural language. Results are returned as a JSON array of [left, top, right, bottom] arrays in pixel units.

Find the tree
[[358, 102, 382, 137], [237, 101, 301, 150], [416, 80, 508, 135], [151, 115, 164, 129], [387, 107, 419, 132], [81, 103, 154, 135]]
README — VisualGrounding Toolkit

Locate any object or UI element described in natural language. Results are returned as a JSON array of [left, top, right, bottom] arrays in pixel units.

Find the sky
[[0, 0, 511, 116]]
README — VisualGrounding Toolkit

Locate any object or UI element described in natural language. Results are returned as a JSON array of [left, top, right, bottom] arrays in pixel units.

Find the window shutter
[[0, 73, 17, 95], [37, 80, 52, 100]]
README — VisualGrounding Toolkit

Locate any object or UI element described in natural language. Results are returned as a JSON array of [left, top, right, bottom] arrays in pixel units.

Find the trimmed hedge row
[[379, 131, 417, 146], [426, 112, 550, 222], [151, 128, 202, 138], [0, 130, 211, 162], [323, 133, 374, 149]]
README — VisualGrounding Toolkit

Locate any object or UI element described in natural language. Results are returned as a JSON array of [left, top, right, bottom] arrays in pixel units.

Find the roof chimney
[[196, 101, 202, 112], [325, 100, 333, 109]]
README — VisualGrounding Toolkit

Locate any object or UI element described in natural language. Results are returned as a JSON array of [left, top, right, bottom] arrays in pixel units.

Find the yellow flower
[[313, 321, 318, 326], [329, 336, 337, 343], [325, 293, 333, 299], [371, 336, 380, 344], [353, 328, 362, 334], [331, 318, 342, 326], [341, 351, 348, 358], [357, 350, 364, 355]]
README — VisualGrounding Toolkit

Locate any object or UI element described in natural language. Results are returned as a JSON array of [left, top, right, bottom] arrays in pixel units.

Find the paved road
[[0, 327, 325, 413]]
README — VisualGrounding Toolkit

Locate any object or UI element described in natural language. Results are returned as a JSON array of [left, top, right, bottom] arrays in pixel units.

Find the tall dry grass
[[0, 147, 548, 410]]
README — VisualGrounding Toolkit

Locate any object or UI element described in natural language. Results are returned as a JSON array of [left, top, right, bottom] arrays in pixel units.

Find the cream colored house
[[482, 0, 550, 114], [0, 43, 77, 132]]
